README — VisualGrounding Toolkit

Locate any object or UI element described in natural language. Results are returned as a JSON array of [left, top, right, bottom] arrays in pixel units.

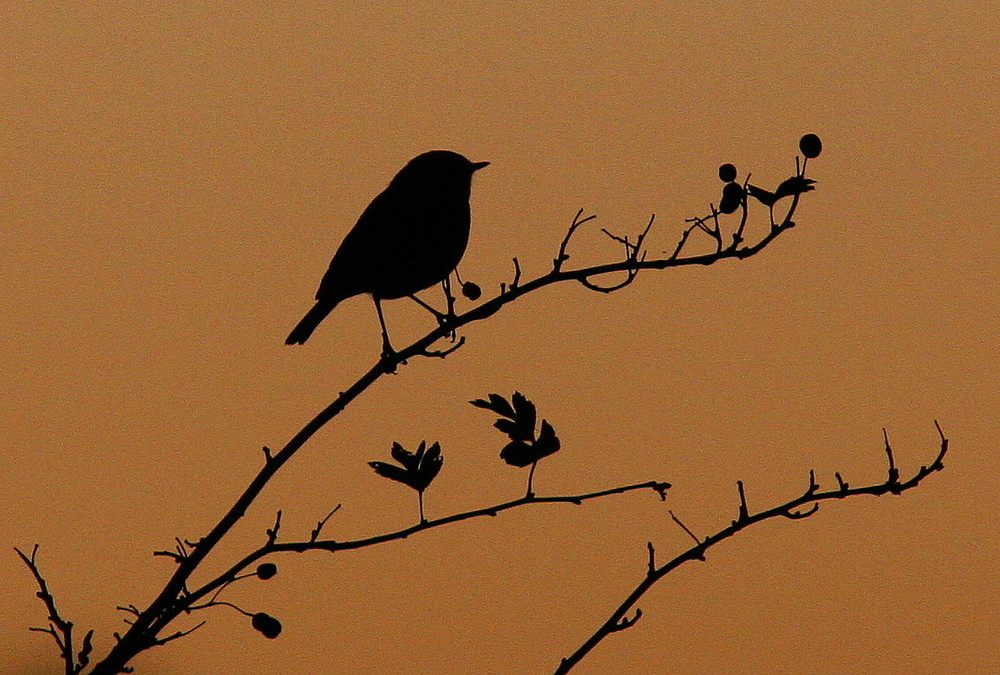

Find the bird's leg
[[442, 274, 458, 320], [373, 297, 397, 359], [407, 293, 456, 338]]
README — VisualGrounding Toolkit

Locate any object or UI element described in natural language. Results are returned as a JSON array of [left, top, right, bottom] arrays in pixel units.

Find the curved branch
[[175, 481, 672, 612], [553, 422, 948, 674]]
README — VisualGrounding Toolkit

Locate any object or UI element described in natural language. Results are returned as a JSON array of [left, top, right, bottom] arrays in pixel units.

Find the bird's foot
[[379, 337, 405, 369]]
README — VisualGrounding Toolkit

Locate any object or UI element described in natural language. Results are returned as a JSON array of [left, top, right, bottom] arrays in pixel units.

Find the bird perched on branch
[[285, 150, 489, 354]]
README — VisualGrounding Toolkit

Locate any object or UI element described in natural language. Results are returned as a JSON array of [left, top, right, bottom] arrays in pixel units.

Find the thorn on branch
[[262, 446, 273, 462], [807, 469, 819, 496], [612, 608, 643, 632], [646, 542, 656, 576], [735, 480, 750, 523], [511, 257, 521, 289], [883, 428, 900, 485], [835, 472, 849, 492]]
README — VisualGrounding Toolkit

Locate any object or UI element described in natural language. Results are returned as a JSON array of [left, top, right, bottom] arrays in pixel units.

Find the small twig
[[266, 511, 282, 545], [154, 621, 206, 646], [15, 544, 79, 675], [736, 480, 749, 523], [310, 504, 343, 543], [553, 209, 598, 272], [835, 472, 849, 492], [668, 222, 697, 260], [883, 428, 899, 485], [646, 542, 656, 576], [511, 257, 522, 289], [668, 510, 701, 546], [731, 175, 752, 247], [525, 461, 538, 499]]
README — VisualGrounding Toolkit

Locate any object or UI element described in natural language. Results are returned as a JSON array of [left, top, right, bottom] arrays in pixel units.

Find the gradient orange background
[[4, 4, 997, 674]]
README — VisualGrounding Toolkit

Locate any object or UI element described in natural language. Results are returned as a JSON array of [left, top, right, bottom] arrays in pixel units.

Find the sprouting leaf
[[470, 393, 517, 418], [511, 392, 536, 427], [494, 418, 521, 437], [369, 461, 413, 486], [773, 175, 817, 200], [534, 420, 561, 460], [369, 441, 443, 493], [474, 391, 562, 475]]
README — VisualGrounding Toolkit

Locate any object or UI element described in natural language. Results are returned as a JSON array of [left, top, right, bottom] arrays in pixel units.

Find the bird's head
[[393, 150, 489, 194]]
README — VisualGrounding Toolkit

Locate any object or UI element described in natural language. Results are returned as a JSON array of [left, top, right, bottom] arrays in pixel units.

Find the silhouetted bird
[[285, 150, 489, 353]]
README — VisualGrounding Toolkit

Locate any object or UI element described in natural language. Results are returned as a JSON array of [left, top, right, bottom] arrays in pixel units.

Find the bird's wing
[[314, 188, 397, 301]]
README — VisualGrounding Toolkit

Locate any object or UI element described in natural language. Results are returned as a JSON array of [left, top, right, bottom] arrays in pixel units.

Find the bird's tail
[[285, 301, 337, 345]]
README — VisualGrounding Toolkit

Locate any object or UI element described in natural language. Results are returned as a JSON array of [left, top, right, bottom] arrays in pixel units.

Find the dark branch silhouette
[[553, 421, 948, 674], [12, 135, 944, 675]]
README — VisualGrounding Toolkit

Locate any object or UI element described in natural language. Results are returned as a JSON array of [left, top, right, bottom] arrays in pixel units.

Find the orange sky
[[3, 4, 997, 674]]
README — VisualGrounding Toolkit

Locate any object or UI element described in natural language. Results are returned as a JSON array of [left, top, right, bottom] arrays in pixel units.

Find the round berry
[[718, 163, 738, 183], [251, 612, 282, 639], [799, 134, 822, 159], [718, 182, 745, 214], [256, 563, 277, 580], [462, 281, 482, 301]]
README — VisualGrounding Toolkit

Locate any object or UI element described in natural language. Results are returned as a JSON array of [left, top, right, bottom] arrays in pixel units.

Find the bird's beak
[[471, 161, 490, 172]]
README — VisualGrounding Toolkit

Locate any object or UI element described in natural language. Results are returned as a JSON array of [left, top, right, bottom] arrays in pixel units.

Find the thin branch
[[735, 480, 749, 523], [553, 209, 598, 272], [883, 428, 899, 485], [668, 510, 702, 547], [310, 504, 343, 543], [266, 511, 282, 545], [176, 481, 673, 612], [553, 424, 949, 674], [14, 544, 80, 675]]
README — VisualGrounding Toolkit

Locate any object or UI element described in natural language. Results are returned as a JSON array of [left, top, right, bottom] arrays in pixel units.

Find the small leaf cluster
[[471, 392, 561, 467], [369, 441, 444, 493]]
